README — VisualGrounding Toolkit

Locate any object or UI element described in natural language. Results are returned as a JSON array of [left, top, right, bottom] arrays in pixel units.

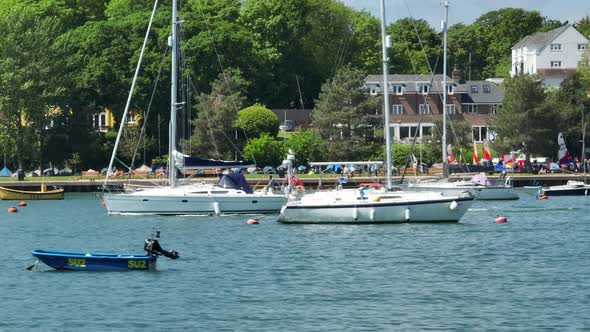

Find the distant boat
[[409, 173, 519, 200], [0, 183, 64, 200], [542, 180, 590, 196], [31, 238, 178, 271]]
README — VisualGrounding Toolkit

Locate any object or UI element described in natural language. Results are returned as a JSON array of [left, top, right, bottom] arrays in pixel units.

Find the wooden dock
[[0, 173, 588, 192]]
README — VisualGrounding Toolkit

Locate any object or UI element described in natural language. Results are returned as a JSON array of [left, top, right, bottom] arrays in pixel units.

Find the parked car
[[262, 166, 275, 174], [280, 120, 296, 132]]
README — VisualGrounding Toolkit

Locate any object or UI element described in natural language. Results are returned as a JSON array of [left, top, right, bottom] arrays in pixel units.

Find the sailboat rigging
[[102, 0, 288, 215], [276, 0, 474, 224]]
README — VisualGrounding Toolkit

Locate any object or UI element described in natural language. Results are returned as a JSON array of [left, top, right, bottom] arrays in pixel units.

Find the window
[[392, 104, 404, 115], [578, 43, 587, 51], [445, 104, 456, 115], [127, 114, 137, 124], [470, 85, 478, 93], [446, 84, 454, 95], [550, 43, 561, 51], [422, 126, 432, 137], [418, 84, 430, 94], [419, 104, 431, 114], [483, 85, 490, 93], [550, 61, 562, 68], [466, 104, 478, 114], [491, 104, 501, 114], [392, 84, 403, 95]]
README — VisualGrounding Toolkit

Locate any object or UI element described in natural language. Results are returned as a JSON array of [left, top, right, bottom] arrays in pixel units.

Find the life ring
[[296, 185, 305, 194]]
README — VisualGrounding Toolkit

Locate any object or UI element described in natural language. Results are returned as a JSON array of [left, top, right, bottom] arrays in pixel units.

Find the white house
[[511, 24, 588, 88]]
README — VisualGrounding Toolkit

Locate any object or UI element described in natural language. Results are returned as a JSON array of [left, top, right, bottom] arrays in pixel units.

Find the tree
[[0, 8, 69, 169], [236, 104, 280, 139], [494, 74, 558, 165], [243, 133, 285, 168], [388, 18, 441, 74], [284, 130, 325, 166], [311, 64, 381, 160], [575, 15, 590, 38], [185, 68, 249, 159], [424, 119, 472, 163]]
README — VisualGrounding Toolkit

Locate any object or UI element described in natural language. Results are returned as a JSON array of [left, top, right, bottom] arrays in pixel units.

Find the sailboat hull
[[277, 190, 474, 223], [103, 187, 287, 215]]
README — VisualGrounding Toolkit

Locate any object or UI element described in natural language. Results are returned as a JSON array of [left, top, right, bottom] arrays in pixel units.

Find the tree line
[[0, 0, 588, 171]]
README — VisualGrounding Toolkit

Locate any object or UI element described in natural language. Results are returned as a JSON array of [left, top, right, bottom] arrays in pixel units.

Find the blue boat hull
[[32, 250, 157, 271]]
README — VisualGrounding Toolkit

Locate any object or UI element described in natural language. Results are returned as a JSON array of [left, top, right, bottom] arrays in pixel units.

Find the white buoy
[[247, 218, 259, 225]]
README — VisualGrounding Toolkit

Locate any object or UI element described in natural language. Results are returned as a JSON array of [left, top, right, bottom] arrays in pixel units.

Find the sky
[[341, 0, 588, 31]]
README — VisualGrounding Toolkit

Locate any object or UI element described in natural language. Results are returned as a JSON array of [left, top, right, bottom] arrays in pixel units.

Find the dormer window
[[550, 43, 561, 51], [418, 84, 430, 95], [391, 84, 403, 95], [446, 84, 454, 95], [470, 85, 478, 93], [551, 61, 562, 68], [483, 85, 490, 93]]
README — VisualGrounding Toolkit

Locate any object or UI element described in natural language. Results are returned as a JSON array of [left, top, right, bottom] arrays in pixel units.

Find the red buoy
[[246, 218, 259, 225], [7, 207, 18, 213], [540, 194, 548, 200], [18, 201, 27, 207], [495, 215, 507, 223], [101, 201, 107, 206]]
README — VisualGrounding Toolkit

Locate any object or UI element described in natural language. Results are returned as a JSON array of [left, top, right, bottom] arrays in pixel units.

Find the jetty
[[0, 173, 587, 193]]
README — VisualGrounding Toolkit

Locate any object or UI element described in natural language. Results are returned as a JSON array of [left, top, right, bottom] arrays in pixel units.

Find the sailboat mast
[[442, 0, 449, 177], [169, 0, 179, 187], [380, 0, 392, 190]]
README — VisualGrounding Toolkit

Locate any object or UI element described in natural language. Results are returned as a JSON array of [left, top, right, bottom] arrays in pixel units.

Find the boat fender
[[405, 208, 411, 222], [18, 201, 27, 207], [213, 202, 220, 216], [449, 201, 458, 210], [7, 207, 17, 213], [247, 218, 259, 225], [373, 196, 381, 202], [495, 215, 507, 223], [540, 194, 548, 200]]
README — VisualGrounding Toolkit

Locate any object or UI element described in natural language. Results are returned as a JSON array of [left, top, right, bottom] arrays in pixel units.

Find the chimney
[[452, 64, 464, 83]]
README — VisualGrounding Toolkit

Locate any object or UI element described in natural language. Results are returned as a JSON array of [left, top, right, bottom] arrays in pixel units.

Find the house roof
[[512, 24, 570, 50], [364, 74, 468, 93], [536, 68, 577, 78], [459, 81, 503, 104]]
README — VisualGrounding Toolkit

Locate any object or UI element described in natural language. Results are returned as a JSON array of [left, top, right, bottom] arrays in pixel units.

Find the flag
[[473, 141, 479, 164], [482, 140, 492, 161], [290, 175, 304, 187], [557, 133, 573, 164], [447, 144, 455, 163]]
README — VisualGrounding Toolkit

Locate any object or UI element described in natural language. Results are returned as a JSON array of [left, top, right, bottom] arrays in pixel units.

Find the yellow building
[[92, 109, 141, 132]]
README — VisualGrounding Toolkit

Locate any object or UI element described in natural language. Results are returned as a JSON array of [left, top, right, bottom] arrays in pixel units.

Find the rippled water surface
[[1, 192, 589, 331]]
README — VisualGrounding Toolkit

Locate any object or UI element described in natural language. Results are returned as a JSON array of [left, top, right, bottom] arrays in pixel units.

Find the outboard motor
[[144, 239, 179, 259]]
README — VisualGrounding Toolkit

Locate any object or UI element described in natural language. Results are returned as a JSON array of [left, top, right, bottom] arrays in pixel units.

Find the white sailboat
[[405, 1, 518, 201], [102, 0, 287, 215], [277, 0, 475, 224]]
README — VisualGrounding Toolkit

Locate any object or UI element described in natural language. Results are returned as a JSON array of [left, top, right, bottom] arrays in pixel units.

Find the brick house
[[364, 71, 502, 143]]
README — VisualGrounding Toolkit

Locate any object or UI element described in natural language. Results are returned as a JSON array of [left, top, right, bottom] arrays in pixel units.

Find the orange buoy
[[18, 201, 27, 207], [7, 207, 18, 213], [101, 201, 107, 206], [495, 215, 507, 223], [246, 218, 259, 225], [540, 194, 548, 200]]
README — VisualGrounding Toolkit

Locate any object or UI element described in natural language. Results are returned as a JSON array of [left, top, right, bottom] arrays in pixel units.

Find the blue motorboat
[[31, 238, 178, 271]]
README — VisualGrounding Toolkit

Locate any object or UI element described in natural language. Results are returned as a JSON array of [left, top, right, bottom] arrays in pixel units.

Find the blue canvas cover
[[217, 173, 253, 194], [0, 166, 12, 177]]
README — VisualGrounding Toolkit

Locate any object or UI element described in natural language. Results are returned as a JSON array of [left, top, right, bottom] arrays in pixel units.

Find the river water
[[1, 192, 588, 331]]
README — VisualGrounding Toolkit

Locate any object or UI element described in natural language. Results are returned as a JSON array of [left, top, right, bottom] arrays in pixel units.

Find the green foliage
[[236, 104, 279, 138], [243, 133, 285, 167], [185, 68, 249, 159], [388, 18, 441, 74], [494, 74, 558, 158], [284, 130, 325, 165], [311, 64, 381, 160], [575, 15, 590, 38]]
